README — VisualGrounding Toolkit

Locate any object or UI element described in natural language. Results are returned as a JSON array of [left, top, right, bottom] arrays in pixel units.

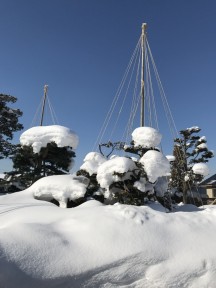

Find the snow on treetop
[[97, 156, 137, 189], [20, 125, 79, 153], [80, 152, 107, 176], [132, 127, 162, 148], [192, 163, 209, 177], [187, 126, 200, 132], [29, 174, 89, 208], [140, 150, 170, 183]]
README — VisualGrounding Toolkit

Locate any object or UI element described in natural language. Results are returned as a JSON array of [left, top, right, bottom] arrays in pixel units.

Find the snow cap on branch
[[132, 127, 162, 148], [80, 152, 107, 176], [97, 156, 137, 189], [20, 125, 79, 153], [166, 155, 175, 162], [139, 150, 170, 183], [192, 163, 209, 177], [187, 126, 200, 133]]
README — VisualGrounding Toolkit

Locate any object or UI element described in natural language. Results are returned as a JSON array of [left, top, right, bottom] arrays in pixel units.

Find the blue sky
[[0, 0, 216, 175]]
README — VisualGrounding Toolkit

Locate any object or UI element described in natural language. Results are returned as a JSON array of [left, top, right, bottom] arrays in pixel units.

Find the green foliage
[[7, 142, 76, 188], [170, 127, 214, 204], [0, 94, 23, 159], [77, 143, 165, 207]]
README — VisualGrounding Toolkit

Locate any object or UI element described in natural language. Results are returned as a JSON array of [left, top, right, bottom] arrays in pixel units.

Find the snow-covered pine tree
[[170, 126, 214, 204], [77, 127, 170, 207], [0, 94, 23, 159], [6, 125, 79, 189], [8, 142, 76, 188]]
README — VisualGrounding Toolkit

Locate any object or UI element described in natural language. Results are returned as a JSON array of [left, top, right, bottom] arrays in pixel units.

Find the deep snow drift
[[0, 188, 216, 288]]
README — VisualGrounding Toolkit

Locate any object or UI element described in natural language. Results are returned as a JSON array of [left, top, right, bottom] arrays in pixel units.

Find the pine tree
[[8, 142, 76, 188], [0, 94, 23, 159], [170, 127, 214, 204], [77, 128, 168, 207]]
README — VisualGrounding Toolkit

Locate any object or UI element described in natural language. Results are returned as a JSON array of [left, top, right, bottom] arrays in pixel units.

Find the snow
[[198, 136, 206, 142], [139, 150, 170, 183], [187, 126, 200, 132], [134, 177, 146, 192], [97, 156, 137, 189], [192, 163, 210, 176], [1, 189, 216, 287], [1, 122, 215, 286], [80, 152, 107, 175], [20, 125, 79, 153], [196, 143, 208, 150], [185, 174, 190, 181], [132, 126, 162, 148], [29, 174, 89, 208], [154, 176, 169, 197], [0, 173, 5, 179], [166, 155, 175, 162]]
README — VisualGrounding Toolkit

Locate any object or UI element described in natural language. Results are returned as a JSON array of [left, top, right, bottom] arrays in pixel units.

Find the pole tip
[[142, 23, 147, 29]]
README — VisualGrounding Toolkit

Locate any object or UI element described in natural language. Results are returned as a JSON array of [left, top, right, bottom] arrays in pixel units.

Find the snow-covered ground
[[0, 188, 216, 288]]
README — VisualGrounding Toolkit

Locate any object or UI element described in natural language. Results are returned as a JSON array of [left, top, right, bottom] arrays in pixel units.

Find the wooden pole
[[40, 85, 48, 126], [140, 23, 147, 127]]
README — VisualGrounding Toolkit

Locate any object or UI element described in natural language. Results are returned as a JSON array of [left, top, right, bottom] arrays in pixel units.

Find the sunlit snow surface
[[97, 156, 137, 189], [132, 127, 162, 148], [139, 150, 170, 183], [80, 152, 107, 176], [20, 125, 79, 153], [29, 174, 89, 208], [1, 188, 216, 287], [192, 163, 210, 177]]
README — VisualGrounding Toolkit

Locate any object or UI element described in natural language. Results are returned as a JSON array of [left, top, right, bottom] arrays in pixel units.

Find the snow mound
[[97, 156, 137, 189], [132, 126, 162, 148], [80, 152, 107, 175], [20, 125, 79, 153], [192, 163, 209, 176], [1, 189, 216, 287], [140, 150, 170, 183], [29, 174, 89, 208]]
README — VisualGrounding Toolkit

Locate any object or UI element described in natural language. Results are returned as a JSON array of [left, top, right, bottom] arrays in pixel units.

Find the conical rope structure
[[93, 24, 203, 207], [31, 85, 59, 128]]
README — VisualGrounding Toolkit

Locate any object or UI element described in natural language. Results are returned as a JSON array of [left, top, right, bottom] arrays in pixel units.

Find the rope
[[47, 96, 59, 125], [109, 38, 141, 142], [30, 97, 44, 127], [146, 39, 179, 140], [92, 36, 142, 151], [122, 46, 142, 143], [30, 91, 59, 127]]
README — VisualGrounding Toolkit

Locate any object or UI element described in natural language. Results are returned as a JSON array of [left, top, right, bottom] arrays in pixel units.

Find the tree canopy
[[170, 126, 214, 204], [0, 94, 23, 159]]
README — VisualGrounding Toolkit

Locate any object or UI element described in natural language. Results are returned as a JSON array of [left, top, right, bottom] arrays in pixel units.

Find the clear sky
[[0, 0, 215, 175]]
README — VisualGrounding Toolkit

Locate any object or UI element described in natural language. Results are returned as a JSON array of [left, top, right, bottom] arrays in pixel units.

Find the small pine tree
[[170, 127, 214, 204]]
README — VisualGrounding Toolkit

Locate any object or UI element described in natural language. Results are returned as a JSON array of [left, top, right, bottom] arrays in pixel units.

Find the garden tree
[[169, 145, 185, 203], [170, 126, 214, 204], [8, 142, 76, 188], [6, 125, 79, 189], [77, 127, 171, 208], [0, 94, 23, 159]]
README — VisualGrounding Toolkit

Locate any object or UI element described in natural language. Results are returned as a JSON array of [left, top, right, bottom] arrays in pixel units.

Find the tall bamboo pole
[[40, 85, 48, 126], [140, 23, 147, 127]]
